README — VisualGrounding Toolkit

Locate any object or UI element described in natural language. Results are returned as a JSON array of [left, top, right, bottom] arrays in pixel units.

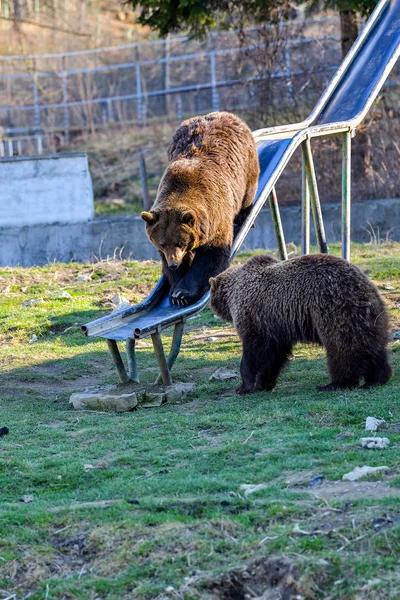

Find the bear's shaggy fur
[[209, 254, 392, 393], [141, 111, 259, 306]]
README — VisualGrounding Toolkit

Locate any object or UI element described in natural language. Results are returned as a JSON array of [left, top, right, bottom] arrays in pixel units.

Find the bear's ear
[[141, 211, 158, 224], [181, 211, 195, 227], [209, 277, 217, 291]]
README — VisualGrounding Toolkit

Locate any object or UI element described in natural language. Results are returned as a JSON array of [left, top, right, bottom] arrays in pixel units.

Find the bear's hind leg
[[254, 343, 292, 392], [360, 352, 392, 389], [318, 346, 360, 391]]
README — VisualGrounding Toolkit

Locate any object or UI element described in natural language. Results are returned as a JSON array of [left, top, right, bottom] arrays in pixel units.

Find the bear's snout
[[164, 247, 185, 269]]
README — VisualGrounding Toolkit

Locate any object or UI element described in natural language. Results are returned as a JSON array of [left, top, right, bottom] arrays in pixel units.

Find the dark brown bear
[[141, 111, 259, 306], [209, 254, 392, 393]]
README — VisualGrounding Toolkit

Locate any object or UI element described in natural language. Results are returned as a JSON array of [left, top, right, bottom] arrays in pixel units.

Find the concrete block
[[0, 152, 94, 227]]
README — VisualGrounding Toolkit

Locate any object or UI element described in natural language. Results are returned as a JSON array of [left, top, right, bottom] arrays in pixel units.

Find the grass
[[1, 242, 400, 599]]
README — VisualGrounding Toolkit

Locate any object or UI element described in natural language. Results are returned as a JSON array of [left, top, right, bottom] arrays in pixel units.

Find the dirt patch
[[312, 479, 399, 501], [206, 557, 310, 600], [284, 469, 399, 501]]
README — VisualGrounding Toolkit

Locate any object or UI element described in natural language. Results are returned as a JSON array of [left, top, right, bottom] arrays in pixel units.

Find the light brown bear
[[141, 111, 259, 306], [209, 254, 392, 393]]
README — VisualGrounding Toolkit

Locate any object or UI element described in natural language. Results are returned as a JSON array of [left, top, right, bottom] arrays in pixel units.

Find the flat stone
[[360, 437, 390, 449], [209, 362, 239, 381], [342, 465, 390, 481], [165, 382, 195, 403], [22, 298, 44, 307], [70, 386, 138, 412], [239, 483, 267, 497], [137, 391, 166, 408], [365, 416, 387, 432]]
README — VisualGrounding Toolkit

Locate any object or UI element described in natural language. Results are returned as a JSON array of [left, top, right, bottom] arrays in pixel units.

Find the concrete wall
[[0, 198, 399, 267], [0, 152, 94, 227]]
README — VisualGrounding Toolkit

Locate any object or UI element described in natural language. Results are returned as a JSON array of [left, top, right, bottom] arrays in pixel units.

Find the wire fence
[[0, 16, 347, 155]]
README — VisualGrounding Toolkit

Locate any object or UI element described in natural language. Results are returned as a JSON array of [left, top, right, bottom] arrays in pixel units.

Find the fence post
[[176, 96, 183, 121], [33, 78, 40, 130], [284, 46, 295, 107], [136, 63, 145, 126], [210, 52, 220, 112], [139, 150, 151, 210], [62, 67, 69, 144]]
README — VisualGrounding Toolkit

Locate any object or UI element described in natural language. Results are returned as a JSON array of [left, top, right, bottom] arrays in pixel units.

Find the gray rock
[[342, 465, 389, 481], [137, 391, 166, 407], [22, 298, 44, 307], [209, 362, 239, 381], [365, 416, 387, 431], [165, 382, 195, 403], [360, 437, 390, 449], [70, 386, 138, 412]]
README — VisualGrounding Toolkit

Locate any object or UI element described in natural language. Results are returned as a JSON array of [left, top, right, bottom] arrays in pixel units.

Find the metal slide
[[83, 0, 400, 385]]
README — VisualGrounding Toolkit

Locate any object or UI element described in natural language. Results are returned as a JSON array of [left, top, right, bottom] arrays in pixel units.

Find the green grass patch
[[1, 243, 400, 599]]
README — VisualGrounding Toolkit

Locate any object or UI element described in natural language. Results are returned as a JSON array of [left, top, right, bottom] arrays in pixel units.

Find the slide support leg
[[301, 154, 310, 255], [126, 338, 140, 383], [152, 330, 172, 386], [342, 130, 352, 261], [106, 339, 129, 384], [302, 138, 328, 254], [268, 187, 288, 260], [155, 321, 184, 385]]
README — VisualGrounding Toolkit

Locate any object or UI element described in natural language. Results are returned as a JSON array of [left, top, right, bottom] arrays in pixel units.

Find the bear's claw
[[171, 290, 190, 306]]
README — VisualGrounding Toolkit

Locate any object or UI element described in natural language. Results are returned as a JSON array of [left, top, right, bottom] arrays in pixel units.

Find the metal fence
[[0, 17, 345, 151], [0, 14, 398, 158]]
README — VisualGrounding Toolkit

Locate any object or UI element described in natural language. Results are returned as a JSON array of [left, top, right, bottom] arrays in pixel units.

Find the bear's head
[[141, 206, 208, 269], [209, 269, 236, 323]]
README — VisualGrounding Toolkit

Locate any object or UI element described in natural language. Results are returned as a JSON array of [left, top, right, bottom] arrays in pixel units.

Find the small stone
[[365, 416, 387, 432], [23, 495, 34, 503], [29, 335, 38, 344], [54, 291, 73, 299], [111, 300, 131, 313], [111, 293, 124, 305], [308, 475, 325, 488], [207, 336, 218, 342], [165, 382, 195, 403], [239, 483, 267, 497], [77, 274, 90, 282], [360, 437, 390, 449], [84, 464, 96, 471], [342, 465, 390, 481], [70, 386, 138, 412], [209, 362, 238, 381], [23, 298, 44, 307]]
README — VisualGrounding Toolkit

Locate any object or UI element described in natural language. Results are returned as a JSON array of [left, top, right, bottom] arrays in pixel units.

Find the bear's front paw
[[235, 382, 254, 395], [170, 287, 201, 307]]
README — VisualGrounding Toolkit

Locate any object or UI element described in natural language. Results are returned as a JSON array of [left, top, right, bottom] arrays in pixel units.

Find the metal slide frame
[[82, 0, 400, 386]]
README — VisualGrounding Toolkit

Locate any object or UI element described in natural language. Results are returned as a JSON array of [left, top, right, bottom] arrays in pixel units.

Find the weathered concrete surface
[[0, 197, 399, 267], [0, 152, 94, 227]]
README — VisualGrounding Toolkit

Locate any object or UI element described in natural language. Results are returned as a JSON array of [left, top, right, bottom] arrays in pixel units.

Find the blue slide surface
[[83, 0, 400, 341]]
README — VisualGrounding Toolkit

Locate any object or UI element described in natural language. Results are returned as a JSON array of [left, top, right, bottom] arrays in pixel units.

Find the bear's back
[[167, 112, 256, 168], [231, 254, 387, 340]]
